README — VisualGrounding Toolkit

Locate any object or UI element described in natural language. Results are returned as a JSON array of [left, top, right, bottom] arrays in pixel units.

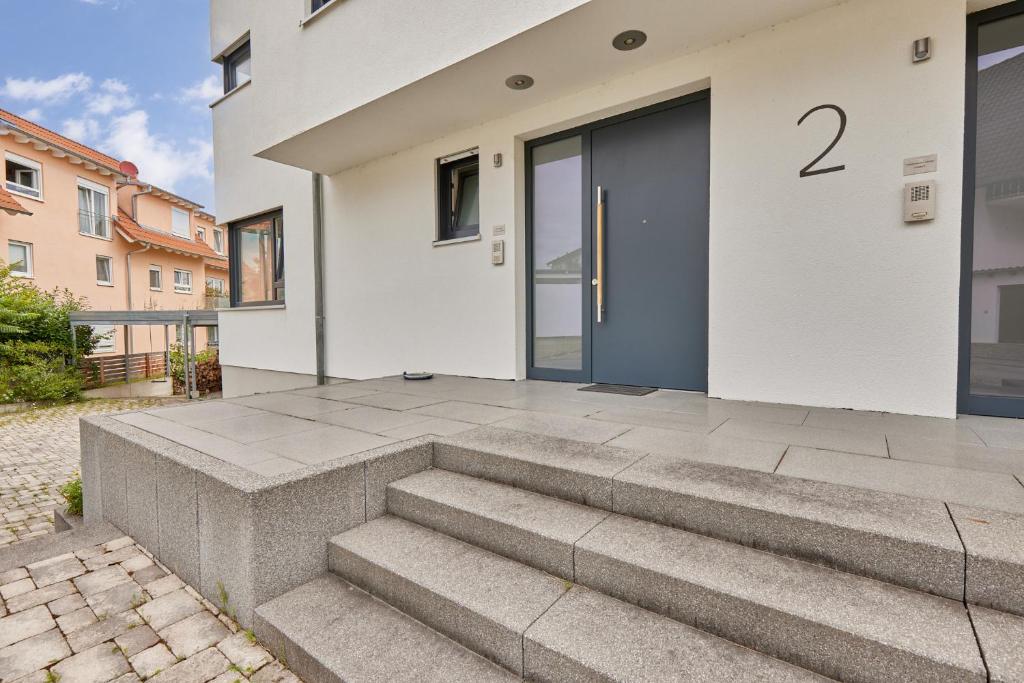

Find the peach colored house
[[0, 108, 228, 358]]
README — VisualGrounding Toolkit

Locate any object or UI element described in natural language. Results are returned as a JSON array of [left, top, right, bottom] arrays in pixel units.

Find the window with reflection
[[230, 210, 284, 306]]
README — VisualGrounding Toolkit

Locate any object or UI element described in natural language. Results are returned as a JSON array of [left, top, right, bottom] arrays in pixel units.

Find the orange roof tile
[[114, 210, 222, 260], [0, 185, 31, 216], [0, 108, 123, 175]]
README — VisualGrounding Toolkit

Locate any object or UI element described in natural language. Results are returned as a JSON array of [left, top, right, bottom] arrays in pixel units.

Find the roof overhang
[[0, 121, 126, 181], [257, 0, 845, 175]]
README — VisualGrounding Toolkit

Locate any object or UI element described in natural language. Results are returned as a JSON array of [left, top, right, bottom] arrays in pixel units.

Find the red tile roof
[[0, 108, 123, 175], [0, 185, 31, 216], [114, 210, 222, 260]]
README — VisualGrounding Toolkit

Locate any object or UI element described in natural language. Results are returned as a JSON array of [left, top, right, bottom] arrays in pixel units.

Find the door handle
[[595, 185, 605, 323]]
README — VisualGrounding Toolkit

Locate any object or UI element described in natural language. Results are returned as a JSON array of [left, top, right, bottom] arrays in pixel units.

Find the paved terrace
[[111, 375, 1024, 515]]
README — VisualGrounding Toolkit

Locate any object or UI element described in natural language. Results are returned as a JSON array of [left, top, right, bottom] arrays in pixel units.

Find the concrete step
[[327, 516, 825, 680], [386, 468, 608, 578], [254, 574, 516, 683], [576, 513, 986, 682], [434, 427, 967, 600]]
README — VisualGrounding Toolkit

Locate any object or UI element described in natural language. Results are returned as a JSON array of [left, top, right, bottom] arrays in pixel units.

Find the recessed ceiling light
[[505, 74, 534, 90], [613, 30, 647, 51]]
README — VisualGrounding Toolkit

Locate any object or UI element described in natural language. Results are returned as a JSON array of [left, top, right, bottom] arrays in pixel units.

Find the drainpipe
[[125, 243, 151, 377], [312, 172, 326, 385]]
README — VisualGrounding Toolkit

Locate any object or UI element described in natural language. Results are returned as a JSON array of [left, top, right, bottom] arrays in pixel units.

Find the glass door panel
[[531, 136, 585, 374], [968, 11, 1024, 407]]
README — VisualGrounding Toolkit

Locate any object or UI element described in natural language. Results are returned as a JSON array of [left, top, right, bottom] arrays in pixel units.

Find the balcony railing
[[78, 210, 112, 239]]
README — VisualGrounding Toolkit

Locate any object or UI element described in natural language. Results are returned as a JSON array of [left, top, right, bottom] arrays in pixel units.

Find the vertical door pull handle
[[595, 185, 605, 323]]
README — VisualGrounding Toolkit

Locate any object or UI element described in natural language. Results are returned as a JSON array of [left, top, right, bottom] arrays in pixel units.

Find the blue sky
[[0, 0, 220, 211]]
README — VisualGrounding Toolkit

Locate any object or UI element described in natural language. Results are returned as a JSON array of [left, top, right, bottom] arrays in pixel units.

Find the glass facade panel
[[970, 14, 1024, 397], [532, 136, 583, 370], [238, 218, 275, 303]]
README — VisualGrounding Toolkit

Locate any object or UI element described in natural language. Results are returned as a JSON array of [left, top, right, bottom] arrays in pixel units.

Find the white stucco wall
[[214, 0, 975, 416]]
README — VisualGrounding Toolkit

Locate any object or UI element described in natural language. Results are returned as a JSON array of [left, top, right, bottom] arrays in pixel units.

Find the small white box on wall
[[904, 180, 936, 222]]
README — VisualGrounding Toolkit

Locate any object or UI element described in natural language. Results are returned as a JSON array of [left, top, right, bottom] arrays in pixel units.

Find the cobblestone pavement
[[0, 400, 179, 547], [0, 535, 302, 682]]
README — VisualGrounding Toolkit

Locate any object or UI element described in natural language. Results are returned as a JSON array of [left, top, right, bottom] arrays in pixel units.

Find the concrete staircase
[[253, 428, 1018, 682]]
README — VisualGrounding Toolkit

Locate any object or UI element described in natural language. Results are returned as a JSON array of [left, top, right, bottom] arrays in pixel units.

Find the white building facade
[[209, 0, 1024, 419]]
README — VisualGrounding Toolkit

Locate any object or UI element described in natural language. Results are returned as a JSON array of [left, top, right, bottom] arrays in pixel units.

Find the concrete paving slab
[[409, 401, 523, 424], [0, 605, 55, 649], [387, 469, 608, 578], [114, 413, 280, 468], [147, 646, 230, 682], [613, 453, 965, 599], [193, 412, 322, 444], [970, 423, 1024, 450], [714, 419, 888, 457], [329, 515, 568, 674], [5, 580, 76, 613], [587, 406, 726, 434], [317, 405, 432, 433], [227, 392, 353, 418], [777, 446, 1024, 514], [379, 417, 477, 439], [47, 592, 87, 617], [254, 574, 515, 683], [253, 425, 395, 465], [435, 427, 646, 509], [575, 514, 985, 682], [85, 580, 146, 618], [73, 564, 131, 597], [160, 611, 230, 658], [606, 427, 787, 472], [56, 606, 97, 635], [129, 643, 177, 679], [493, 396, 600, 417], [887, 435, 1024, 476], [52, 640, 130, 683], [114, 624, 160, 658], [289, 383, 380, 400], [969, 605, 1024, 683], [0, 628, 71, 681], [642, 395, 811, 425], [137, 588, 204, 632], [493, 412, 632, 444], [1, 577, 34, 599], [27, 555, 85, 588], [144, 401, 263, 426], [949, 504, 1024, 616], [346, 391, 448, 411], [524, 586, 819, 682], [804, 409, 985, 444], [66, 610, 142, 653], [247, 457, 305, 477]]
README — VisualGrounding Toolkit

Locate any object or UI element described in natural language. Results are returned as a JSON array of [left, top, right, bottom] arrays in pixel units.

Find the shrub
[[170, 344, 222, 394], [0, 359, 82, 402], [60, 475, 83, 517]]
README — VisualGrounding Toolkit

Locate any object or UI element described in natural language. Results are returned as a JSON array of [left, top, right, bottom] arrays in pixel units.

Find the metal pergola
[[69, 310, 219, 400]]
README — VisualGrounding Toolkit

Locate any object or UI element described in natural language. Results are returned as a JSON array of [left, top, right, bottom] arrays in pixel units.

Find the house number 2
[[797, 104, 847, 177]]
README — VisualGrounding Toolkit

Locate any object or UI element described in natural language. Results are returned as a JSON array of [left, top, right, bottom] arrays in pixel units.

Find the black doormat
[[578, 384, 657, 396]]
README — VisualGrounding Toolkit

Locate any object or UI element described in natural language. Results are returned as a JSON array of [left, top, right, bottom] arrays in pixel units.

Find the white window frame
[[7, 240, 33, 278], [171, 207, 191, 238], [95, 255, 113, 286], [205, 276, 225, 293], [207, 325, 220, 346], [149, 265, 162, 291], [91, 325, 115, 353], [196, 227, 206, 243], [4, 152, 43, 200], [213, 228, 224, 254], [174, 268, 193, 294], [78, 178, 111, 239]]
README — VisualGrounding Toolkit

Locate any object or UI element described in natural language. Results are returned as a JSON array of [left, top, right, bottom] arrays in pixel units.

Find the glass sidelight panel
[[532, 136, 583, 370], [969, 12, 1024, 399]]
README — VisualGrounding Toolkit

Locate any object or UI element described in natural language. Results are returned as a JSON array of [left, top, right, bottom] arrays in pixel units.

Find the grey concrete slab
[[387, 469, 608, 578], [714, 419, 888, 457], [587, 406, 726, 434], [777, 446, 1024, 514], [345, 391, 448, 411], [79, 418, 105, 526], [971, 423, 1024, 450], [968, 605, 1024, 683], [434, 427, 646, 510], [493, 412, 632, 444], [643, 394, 811, 425], [113, 413, 279, 468], [575, 514, 985, 682], [247, 457, 305, 477], [153, 456, 200, 588], [804, 408, 985, 444], [887, 434, 1024, 477], [0, 628, 71, 681], [612, 453, 965, 599], [98, 428, 130, 532], [409, 400, 523, 424], [124, 447, 159, 554], [144, 401, 263, 425], [194, 412, 322, 444], [328, 516, 568, 675], [524, 586, 820, 682], [196, 473, 256, 625], [379, 417, 476, 439], [317, 405, 431, 433], [227, 392, 353, 418], [290, 383, 381, 400], [253, 425, 395, 465], [254, 574, 516, 683], [949, 504, 1024, 616], [363, 440, 433, 520], [607, 427, 787, 473], [493, 396, 600, 417]]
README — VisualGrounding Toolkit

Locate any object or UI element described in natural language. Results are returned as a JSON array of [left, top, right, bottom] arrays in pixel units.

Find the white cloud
[[86, 79, 135, 115], [103, 110, 212, 191], [2, 73, 92, 103], [179, 75, 221, 103], [62, 118, 101, 145], [23, 108, 44, 122]]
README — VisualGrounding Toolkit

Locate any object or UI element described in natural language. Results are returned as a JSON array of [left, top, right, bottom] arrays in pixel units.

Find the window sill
[[174, 290, 194, 295], [79, 232, 113, 242], [11, 274, 33, 279], [7, 189, 43, 203], [217, 304, 286, 312], [300, 0, 343, 28], [209, 79, 251, 109], [432, 234, 481, 248], [149, 288, 162, 292], [96, 282, 114, 288]]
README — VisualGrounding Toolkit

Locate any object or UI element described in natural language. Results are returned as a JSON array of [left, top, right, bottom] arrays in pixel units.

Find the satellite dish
[[119, 160, 139, 179]]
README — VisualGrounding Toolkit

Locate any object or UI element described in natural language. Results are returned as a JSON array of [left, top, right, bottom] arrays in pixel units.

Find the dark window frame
[[437, 152, 480, 241], [310, 0, 334, 13], [229, 209, 285, 307], [222, 40, 251, 95]]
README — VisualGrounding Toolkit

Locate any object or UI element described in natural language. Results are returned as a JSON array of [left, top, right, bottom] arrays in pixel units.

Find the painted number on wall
[[797, 104, 847, 177]]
